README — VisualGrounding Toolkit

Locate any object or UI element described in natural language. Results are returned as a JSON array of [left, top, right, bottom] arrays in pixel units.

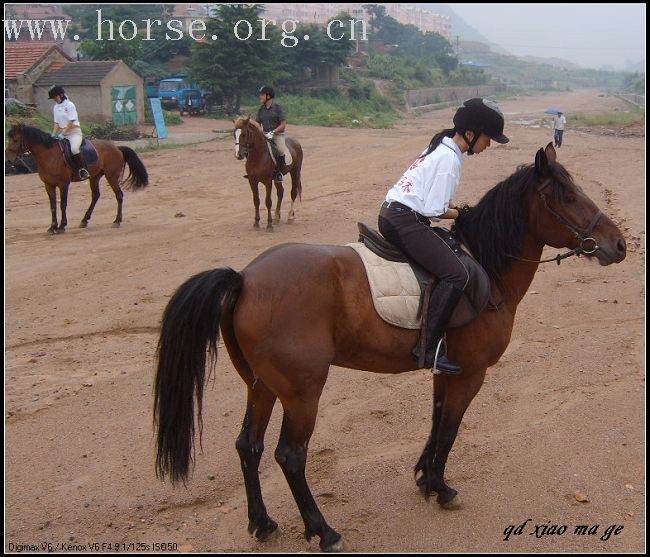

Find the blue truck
[[158, 75, 204, 110]]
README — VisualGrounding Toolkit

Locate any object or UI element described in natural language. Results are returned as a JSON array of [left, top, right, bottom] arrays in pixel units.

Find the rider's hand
[[456, 204, 471, 224], [264, 131, 274, 140]]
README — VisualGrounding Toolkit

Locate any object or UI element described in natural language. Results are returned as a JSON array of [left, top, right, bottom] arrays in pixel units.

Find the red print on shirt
[[408, 156, 425, 171], [398, 177, 413, 193]]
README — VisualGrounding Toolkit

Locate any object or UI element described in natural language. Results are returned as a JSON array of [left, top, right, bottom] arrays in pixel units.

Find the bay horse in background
[[234, 116, 303, 230], [6, 124, 148, 234], [154, 144, 626, 551]]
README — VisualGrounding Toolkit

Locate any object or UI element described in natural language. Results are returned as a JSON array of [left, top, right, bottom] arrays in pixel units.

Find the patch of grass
[[570, 108, 645, 127], [239, 89, 399, 129]]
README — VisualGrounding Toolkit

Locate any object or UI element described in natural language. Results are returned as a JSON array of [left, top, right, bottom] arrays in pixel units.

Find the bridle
[[235, 125, 253, 159], [509, 177, 602, 265], [6, 130, 27, 160]]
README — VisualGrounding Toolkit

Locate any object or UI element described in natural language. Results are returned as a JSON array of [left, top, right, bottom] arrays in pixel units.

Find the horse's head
[[6, 124, 25, 161], [233, 116, 263, 160], [529, 143, 626, 266]]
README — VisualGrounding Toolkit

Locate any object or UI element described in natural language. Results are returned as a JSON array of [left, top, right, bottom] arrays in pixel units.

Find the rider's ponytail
[[423, 128, 455, 156]]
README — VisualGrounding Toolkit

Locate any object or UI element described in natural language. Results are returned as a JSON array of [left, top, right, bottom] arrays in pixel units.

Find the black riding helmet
[[48, 85, 66, 99], [259, 86, 275, 99], [454, 98, 509, 154]]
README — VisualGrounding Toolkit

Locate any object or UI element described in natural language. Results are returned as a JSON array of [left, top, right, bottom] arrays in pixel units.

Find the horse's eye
[[563, 195, 576, 203]]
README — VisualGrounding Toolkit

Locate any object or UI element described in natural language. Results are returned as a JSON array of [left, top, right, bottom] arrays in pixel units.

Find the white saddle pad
[[348, 242, 421, 329]]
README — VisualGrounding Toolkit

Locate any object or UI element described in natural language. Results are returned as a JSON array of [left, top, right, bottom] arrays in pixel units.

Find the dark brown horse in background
[[6, 124, 148, 234], [154, 144, 626, 551], [234, 116, 303, 230]]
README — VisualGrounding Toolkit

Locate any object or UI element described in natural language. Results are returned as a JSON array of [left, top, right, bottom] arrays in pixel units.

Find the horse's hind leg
[[275, 394, 342, 552], [80, 176, 101, 228], [273, 180, 284, 224], [288, 167, 301, 222], [235, 383, 279, 541]]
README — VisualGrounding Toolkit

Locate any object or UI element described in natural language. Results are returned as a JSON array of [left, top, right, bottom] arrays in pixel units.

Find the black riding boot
[[275, 155, 286, 182], [413, 280, 464, 375], [72, 153, 89, 180]]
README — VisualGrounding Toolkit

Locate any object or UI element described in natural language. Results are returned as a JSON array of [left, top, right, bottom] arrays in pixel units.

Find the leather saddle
[[59, 138, 99, 171], [356, 222, 491, 329]]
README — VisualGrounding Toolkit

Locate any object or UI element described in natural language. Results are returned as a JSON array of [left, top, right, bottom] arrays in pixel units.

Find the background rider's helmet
[[259, 86, 275, 99], [453, 98, 509, 144], [48, 85, 65, 99]]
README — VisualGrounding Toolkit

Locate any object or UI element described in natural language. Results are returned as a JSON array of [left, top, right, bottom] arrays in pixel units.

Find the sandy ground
[[5, 90, 645, 553]]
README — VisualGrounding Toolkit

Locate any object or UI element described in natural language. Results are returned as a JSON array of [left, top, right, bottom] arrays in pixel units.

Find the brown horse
[[154, 144, 626, 551], [234, 116, 303, 230], [6, 124, 148, 234]]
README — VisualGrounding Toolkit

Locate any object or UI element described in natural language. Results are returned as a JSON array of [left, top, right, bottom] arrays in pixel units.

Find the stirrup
[[432, 338, 462, 375], [275, 172, 284, 182], [79, 168, 90, 180]]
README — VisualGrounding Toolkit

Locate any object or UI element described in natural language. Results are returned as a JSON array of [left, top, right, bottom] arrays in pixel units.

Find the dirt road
[[5, 90, 645, 552]]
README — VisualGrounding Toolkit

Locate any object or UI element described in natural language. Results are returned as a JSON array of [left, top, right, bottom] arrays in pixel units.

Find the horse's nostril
[[617, 238, 627, 254]]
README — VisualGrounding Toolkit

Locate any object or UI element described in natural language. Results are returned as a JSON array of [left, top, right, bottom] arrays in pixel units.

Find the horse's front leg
[[57, 183, 70, 232], [263, 180, 273, 231], [273, 180, 284, 224], [45, 184, 59, 234], [80, 177, 101, 228], [416, 369, 486, 509], [248, 179, 261, 229]]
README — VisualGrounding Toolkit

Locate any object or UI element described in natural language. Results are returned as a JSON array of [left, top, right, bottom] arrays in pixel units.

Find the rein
[[507, 178, 602, 265]]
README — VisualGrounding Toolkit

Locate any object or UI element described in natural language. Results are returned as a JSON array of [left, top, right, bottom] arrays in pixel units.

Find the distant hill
[[419, 4, 510, 54], [520, 56, 582, 70]]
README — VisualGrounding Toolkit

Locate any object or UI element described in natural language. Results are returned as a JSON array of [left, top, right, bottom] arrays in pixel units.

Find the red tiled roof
[[4, 42, 71, 80]]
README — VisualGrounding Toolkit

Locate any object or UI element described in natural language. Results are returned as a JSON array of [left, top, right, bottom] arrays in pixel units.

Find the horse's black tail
[[118, 146, 149, 191], [154, 268, 243, 485]]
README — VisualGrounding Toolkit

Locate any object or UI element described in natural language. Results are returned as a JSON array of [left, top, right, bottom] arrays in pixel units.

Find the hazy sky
[[447, 3, 646, 70]]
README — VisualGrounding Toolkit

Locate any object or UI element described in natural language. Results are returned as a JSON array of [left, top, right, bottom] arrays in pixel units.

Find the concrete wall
[[33, 86, 103, 122], [406, 85, 507, 108]]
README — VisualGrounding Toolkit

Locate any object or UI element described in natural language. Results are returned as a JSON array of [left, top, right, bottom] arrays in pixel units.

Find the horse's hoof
[[439, 494, 462, 510], [266, 225, 274, 232], [47, 228, 57, 235], [323, 537, 344, 553], [79, 221, 88, 228], [57, 227, 66, 233], [112, 222, 121, 228]]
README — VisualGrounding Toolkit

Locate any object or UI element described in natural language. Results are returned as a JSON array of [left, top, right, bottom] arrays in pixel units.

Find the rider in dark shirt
[[256, 86, 287, 182]]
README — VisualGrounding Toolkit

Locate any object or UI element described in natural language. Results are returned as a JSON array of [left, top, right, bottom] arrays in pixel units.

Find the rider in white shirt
[[49, 85, 89, 179], [379, 98, 509, 374]]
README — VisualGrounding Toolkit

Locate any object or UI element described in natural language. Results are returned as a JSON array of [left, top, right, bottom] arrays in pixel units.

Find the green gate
[[111, 86, 137, 125]]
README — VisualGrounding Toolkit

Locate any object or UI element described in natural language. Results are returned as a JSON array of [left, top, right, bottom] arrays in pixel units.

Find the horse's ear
[[535, 147, 549, 176], [544, 142, 557, 162]]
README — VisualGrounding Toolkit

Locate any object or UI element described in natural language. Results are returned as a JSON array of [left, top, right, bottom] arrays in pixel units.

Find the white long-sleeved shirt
[[554, 114, 566, 130], [53, 98, 80, 128], [385, 136, 463, 218]]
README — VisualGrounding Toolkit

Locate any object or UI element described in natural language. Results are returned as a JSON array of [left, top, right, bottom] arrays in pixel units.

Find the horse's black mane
[[454, 161, 573, 279], [9, 124, 57, 148]]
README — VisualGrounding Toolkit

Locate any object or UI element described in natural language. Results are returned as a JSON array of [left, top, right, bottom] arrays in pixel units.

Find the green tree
[[189, 4, 288, 113]]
